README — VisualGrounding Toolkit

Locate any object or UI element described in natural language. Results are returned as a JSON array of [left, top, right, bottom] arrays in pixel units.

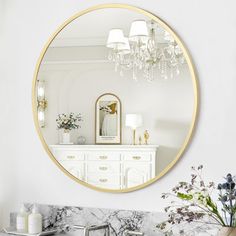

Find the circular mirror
[[32, 4, 198, 192]]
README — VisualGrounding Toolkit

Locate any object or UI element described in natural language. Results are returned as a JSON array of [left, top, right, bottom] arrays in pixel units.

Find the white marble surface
[[7, 204, 220, 236], [9, 204, 165, 236], [0, 232, 91, 236]]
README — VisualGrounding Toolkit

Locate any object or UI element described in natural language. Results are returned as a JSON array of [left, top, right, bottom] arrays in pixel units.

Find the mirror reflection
[[95, 93, 121, 144], [100, 101, 117, 136], [34, 6, 197, 191]]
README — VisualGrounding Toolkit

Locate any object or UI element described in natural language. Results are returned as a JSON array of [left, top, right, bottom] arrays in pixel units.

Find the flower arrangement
[[218, 173, 236, 226], [157, 165, 236, 235], [56, 113, 82, 132]]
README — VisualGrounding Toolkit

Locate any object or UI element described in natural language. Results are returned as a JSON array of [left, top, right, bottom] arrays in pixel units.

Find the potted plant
[[157, 165, 236, 236], [56, 113, 82, 144]]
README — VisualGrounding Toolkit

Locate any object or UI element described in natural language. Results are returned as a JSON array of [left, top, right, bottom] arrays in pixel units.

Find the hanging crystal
[[106, 20, 185, 81]]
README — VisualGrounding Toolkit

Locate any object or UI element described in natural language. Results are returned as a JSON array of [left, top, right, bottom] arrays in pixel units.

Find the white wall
[[1, 0, 236, 229], [39, 52, 193, 144], [39, 57, 193, 174]]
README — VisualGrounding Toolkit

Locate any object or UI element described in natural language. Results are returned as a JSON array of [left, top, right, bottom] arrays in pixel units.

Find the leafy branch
[[157, 165, 236, 235]]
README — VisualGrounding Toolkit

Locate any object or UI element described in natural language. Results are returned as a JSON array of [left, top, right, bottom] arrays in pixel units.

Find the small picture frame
[[95, 93, 121, 144]]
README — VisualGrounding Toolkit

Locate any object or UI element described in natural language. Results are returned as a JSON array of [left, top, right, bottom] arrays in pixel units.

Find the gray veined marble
[[9, 204, 220, 236], [10, 204, 165, 236]]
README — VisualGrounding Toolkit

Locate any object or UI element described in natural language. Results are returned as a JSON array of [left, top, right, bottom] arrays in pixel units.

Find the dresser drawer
[[87, 161, 121, 173], [86, 174, 121, 189], [53, 150, 85, 161], [59, 160, 85, 180], [87, 152, 121, 161], [123, 152, 154, 162]]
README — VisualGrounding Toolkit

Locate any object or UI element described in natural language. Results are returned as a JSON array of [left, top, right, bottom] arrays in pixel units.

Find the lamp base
[[133, 129, 136, 145]]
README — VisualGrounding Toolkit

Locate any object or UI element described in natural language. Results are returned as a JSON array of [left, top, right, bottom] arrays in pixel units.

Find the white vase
[[62, 130, 71, 144]]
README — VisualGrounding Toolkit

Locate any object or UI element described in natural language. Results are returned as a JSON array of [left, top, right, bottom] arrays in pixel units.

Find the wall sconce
[[37, 80, 47, 128]]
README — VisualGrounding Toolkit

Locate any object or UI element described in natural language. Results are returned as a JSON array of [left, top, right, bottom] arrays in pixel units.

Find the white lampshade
[[38, 110, 45, 122], [125, 114, 143, 129], [38, 108, 45, 128], [129, 20, 148, 40], [37, 80, 45, 101], [106, 29, 126, 49], [117, 37, 131, 54]]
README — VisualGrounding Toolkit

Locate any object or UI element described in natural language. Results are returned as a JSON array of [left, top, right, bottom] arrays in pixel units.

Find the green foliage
[[177, 192, 193, 200]]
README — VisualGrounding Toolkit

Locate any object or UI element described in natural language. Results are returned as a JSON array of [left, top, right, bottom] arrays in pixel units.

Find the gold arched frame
[[32, 4, 199, 193], [95, 93, 122, 145]]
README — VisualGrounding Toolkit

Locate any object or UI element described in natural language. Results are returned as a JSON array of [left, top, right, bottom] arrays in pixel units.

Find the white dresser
[[50, 145, 158, 189]]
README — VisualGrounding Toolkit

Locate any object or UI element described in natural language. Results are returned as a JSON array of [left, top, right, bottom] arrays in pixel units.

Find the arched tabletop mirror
[[32, 4, 198, 192]]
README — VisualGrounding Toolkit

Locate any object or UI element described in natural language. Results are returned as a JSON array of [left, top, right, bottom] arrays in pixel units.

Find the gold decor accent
[[133, 129, 136, 145], [32, 4, 199, 193], [37, 100, 47, 110], [132, 156, 141, 160], [138, 136, 142, 145], [99, 166, 108, 171], [99, 155, 108, 160], [144, 130, 149, 145], [99, 178, 108, 183]]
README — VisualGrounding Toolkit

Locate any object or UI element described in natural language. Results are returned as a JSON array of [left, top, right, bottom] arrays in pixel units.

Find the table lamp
[[125, 114, 143, 145]]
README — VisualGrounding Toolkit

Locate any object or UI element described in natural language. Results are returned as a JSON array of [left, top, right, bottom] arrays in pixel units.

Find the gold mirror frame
[[32, 4, 199, 193]]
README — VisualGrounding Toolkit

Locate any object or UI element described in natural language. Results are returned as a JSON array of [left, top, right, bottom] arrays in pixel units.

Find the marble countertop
[[0, 233, 8, 236], [7, 203, 222, 236], [0, 232, 104, 236], [1, 226, 221, 236]]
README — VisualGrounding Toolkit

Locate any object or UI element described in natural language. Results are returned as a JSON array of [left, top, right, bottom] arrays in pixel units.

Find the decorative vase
[[217, 227, 236, 236], [62, 130, 71, 144], [77, 136, 86, 145]]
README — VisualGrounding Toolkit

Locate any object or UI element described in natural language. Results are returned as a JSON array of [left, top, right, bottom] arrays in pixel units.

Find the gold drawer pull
[[133, 156, 141, 160], [67, 155, 75, 159], [99, 155, 108, 160], [99, 178, 108, 183], [99, 166, 108, 171]]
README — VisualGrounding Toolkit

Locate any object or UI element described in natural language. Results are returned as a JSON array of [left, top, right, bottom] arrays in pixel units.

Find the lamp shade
[[129, 20, 148, 39], [38, 109, 45, 122], [117, 37, 131, 54], [37, 80, 45, 101], [106, 29, 126, 49], [125, 114, 143, 129]]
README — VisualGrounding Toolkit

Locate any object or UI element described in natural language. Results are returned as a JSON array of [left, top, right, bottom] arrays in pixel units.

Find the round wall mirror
[[32, 4, 198, 192]]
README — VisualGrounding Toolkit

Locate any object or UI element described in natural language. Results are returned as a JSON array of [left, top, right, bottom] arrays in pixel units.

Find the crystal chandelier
[[106, 20, 185, 81]]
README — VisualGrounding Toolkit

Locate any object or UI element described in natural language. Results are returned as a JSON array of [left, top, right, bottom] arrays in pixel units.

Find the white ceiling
[[50, 8, 169, 47]]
